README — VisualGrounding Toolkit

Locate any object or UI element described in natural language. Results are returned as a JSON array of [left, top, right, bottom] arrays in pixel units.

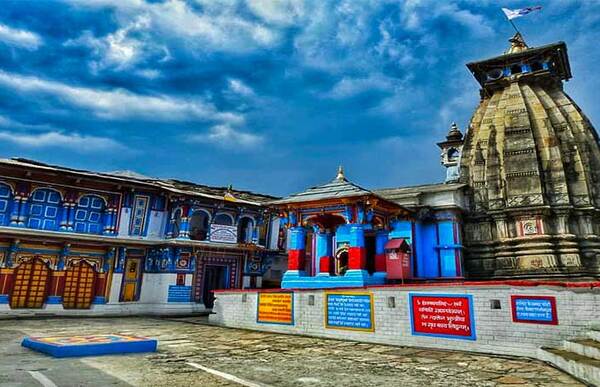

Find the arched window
[[0, 182, 12, 226], [172, 208, 183, 238], [238, 217, 254, 243], [189, 210, 210, 241], [28, 188, 61, 230], [213, 213, 233, 226], [74, 195, 106, 234], [447, 148, 460, 162]]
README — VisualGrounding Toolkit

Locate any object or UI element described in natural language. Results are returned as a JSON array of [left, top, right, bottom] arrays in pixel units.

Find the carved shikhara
[[460, 37, 600, 278]]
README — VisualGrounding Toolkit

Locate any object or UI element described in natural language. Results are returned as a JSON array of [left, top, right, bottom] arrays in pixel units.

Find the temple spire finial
[[336, 165, 346, 181], [446, 122, 463, 141], [506, 32, 529, 54]]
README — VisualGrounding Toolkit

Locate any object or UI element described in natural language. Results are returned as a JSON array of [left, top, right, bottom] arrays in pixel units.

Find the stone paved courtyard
[[0, 317, 584, 387]]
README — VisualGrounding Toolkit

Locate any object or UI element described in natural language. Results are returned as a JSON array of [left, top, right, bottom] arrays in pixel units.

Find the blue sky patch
[[0, 0, 598, 195]]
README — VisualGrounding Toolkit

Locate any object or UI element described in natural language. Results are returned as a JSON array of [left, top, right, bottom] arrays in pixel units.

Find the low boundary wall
[[210, 281, 600, 358]]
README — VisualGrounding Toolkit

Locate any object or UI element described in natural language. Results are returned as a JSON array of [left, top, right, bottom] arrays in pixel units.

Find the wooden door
[[121, 258, 141, 302], [10, 258, 50, 309], [63, 261, 96, 309]]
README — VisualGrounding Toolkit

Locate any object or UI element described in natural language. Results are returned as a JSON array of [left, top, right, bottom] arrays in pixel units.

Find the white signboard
[[210, 224, 238, 243]]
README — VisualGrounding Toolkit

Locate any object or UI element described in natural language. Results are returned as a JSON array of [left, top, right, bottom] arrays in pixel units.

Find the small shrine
[[271, 167, 414, 288]]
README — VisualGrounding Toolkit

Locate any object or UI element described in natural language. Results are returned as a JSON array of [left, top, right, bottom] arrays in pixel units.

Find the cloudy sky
[[0, 1, 598, 196]]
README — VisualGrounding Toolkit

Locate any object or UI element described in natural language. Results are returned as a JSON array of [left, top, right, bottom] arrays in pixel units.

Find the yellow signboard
[[257, 292, 294, 325]]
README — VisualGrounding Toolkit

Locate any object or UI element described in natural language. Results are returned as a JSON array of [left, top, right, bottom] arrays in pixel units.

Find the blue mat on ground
[[21, 334, 158, 358]]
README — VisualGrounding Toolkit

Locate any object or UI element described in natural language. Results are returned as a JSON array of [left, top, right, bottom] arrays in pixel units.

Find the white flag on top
[[502, 6, 542, 20]]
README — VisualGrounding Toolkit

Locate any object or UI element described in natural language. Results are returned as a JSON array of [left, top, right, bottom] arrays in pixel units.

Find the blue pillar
[[17, 197, 29, 227], [103, 248, 115, 273], [347, 224, 366, 273], [57, 244, 70, 270], [165, 217, 174, 238], [415, 222, 439, 278], [288, 227, 306, 250], [102, 208, 113, 235], [169, 248, 178, 272], [59, 202, 70, 231], [177, 208, 191, 239], [9, 197, 21, 226], [66, 203, 76, 231], [178, 216, 190, 239], [115, 247, 126, 273], [5, 240, 19, 267], [315, 232, 332, 273], [437, 220, 462, 277]]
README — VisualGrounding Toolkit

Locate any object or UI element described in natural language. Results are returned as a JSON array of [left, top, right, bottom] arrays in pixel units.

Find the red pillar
[[288, 249, 305, 270], [348, 247, 366, 270], [319, 256, 331, 274]]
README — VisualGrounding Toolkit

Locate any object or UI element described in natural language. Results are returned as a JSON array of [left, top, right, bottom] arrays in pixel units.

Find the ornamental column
[[315, 230, 332, 275], [348, 224, 366, 271], [437, 215, 463, 278], [65, 201, 76, 231], [47, 243, 69, 305], [287, 226, 306, 271], [59, 201, 71, 231], [102, 207, 114, 235], [177, 206, 191, 239], [8, 196, 21, 226], [12, 195, 30, 228]]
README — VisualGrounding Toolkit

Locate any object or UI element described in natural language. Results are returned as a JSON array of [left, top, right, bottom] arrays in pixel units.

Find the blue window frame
[[0, 183, 12, 226], [129, 195, 150, 236], [74, 194, 105, 234], [28, 188, 61, 230]]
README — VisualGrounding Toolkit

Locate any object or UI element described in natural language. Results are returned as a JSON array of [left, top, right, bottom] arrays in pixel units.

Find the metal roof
[[271, 167, 379, 205], [0, 158, 277, 206]]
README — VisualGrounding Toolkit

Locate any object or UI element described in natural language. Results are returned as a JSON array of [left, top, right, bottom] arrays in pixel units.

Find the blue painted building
[[272, 167, 466, 289], [0, 158, 284, 315]]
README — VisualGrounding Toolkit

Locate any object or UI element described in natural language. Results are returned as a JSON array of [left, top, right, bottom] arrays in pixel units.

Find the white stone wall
[[210, 285, 600, 358]]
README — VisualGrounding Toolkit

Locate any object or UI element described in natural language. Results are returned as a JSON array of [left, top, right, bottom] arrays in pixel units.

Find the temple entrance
[[121, 257, 142, 302], [203, 265, 227, 309], [10, 258, 50, 309], [63, 261, 96, 309], [335, 249, 349, 276], [365, 234, 376, 274]]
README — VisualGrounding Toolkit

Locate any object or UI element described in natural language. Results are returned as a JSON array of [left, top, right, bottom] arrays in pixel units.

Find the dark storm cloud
[[0, 0, 598, 195]]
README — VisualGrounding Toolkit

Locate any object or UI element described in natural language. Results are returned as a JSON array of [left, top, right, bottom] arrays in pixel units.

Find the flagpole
[[508, 18, 520, 34]]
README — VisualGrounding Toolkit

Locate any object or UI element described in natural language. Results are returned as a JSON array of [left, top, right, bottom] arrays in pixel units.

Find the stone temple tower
[[460, 33, 600, 278]]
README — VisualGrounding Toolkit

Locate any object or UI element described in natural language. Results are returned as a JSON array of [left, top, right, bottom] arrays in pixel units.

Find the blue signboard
[[325, 292, 374, 331], [511, 295, 558, 325], [167, 285, 192, 302]]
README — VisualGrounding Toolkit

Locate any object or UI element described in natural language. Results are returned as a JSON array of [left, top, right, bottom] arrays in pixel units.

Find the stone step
[[587, 328, 600, 343], [538, 347, 600, 387], [565, 339, 600, 361]]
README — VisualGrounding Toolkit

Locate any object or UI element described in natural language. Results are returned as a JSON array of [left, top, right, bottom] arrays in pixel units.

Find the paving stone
[[0, 317, 586, 387]]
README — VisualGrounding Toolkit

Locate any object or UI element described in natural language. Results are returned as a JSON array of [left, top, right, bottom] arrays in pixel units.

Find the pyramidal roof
[[271, 166, 374, 205]]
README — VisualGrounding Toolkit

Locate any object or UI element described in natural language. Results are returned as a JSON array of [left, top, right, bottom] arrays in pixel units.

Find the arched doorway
[[335, 248, 349, 276], [189, 210, 209, 241], [238, 217, 254, 243], [10, 258, 50, 309], [63, 261, 96, 309]]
